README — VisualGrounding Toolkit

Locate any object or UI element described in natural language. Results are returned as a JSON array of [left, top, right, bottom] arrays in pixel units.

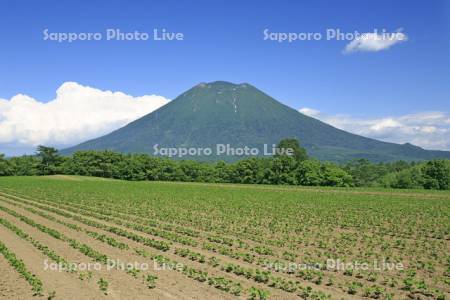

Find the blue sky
[[0, 0, 449, 155]]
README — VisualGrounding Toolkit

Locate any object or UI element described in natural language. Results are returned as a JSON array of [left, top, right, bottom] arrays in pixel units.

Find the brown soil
[[0, 252, 37, 299], [0, 224, 108, 300], [0, 195, 357, 300], [0, 201, 240, 300]]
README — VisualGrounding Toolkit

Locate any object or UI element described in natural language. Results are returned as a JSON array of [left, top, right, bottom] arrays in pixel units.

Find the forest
[[0, 139, 449, 190]]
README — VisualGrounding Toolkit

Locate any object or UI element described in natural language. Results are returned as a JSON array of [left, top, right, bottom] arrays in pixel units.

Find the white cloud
[[344, 29, 408, 53], [299, 107, 320, 117], [299, 108, 450, 150], [0, 82, 169, 155]]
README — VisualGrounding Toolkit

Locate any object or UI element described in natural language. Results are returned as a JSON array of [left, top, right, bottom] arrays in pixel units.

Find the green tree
[[36, 145, 61, 175], [234, 158, 267, 184], [8, 156, 39, 175], [344, 159, 384, 187], [214, 161, 232, 183], [276, 138, 308, 162], [179, 160, 215, 182], [65, 150, 123, 178], [0, 154, 11, 176], [386, 170, 413, 189], [268, 156, 297, 185], [320, 162, 353, 187], [422, 159, 450, 190], [296, 160, 322, 186]]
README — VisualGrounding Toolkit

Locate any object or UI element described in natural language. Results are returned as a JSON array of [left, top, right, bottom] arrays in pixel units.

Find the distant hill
[[61, 81, 450, 162]]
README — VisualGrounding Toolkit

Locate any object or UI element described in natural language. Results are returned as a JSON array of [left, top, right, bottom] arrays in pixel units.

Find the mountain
[[61, 81, 450, 162]]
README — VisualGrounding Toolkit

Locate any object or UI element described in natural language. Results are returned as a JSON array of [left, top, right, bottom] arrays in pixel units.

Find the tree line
[[0, 139, 449, 190]]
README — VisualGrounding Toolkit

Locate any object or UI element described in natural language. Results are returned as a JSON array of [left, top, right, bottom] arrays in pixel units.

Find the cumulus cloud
[[299, 108, 450, 150], [344, 29, 408, 53], [0, 82, 169, 155], [298, 107, 320, 117]]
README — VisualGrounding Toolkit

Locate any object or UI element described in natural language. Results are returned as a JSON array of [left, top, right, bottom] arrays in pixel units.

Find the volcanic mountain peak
[[61, 81, 450, 162]]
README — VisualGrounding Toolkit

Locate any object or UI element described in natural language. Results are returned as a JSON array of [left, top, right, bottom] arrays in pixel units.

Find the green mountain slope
[[61, 81, 450, 162]]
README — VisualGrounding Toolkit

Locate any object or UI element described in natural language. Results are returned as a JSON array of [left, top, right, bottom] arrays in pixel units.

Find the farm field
[[0, 175, 448, 300]]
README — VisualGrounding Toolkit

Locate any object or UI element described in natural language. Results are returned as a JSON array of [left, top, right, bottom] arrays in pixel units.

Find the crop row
[[0, 197, 170, 252], [0, 191, 333, 276], [0, 194, 397, 298], [1, 197, 129, 251], [1, 189, 409, 282], [0, 191, 447, 299], [0, 203, 168, 293], [1, 193, 321, 288], [0, 217, 75, 273], [0, 204, 112, 265], [0, 198, 286, 298], [0, 190, 202, 238], [0, 239, 43, 295], [0, 192, 198, 246], [171, 245, 334, 299], [136, 247, 269, 298], [0, 191, 275, 254], [0, 194, 290, 271]]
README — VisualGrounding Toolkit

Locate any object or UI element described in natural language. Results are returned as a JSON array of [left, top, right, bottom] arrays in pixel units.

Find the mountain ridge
[[61, 81, 450, 162]]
